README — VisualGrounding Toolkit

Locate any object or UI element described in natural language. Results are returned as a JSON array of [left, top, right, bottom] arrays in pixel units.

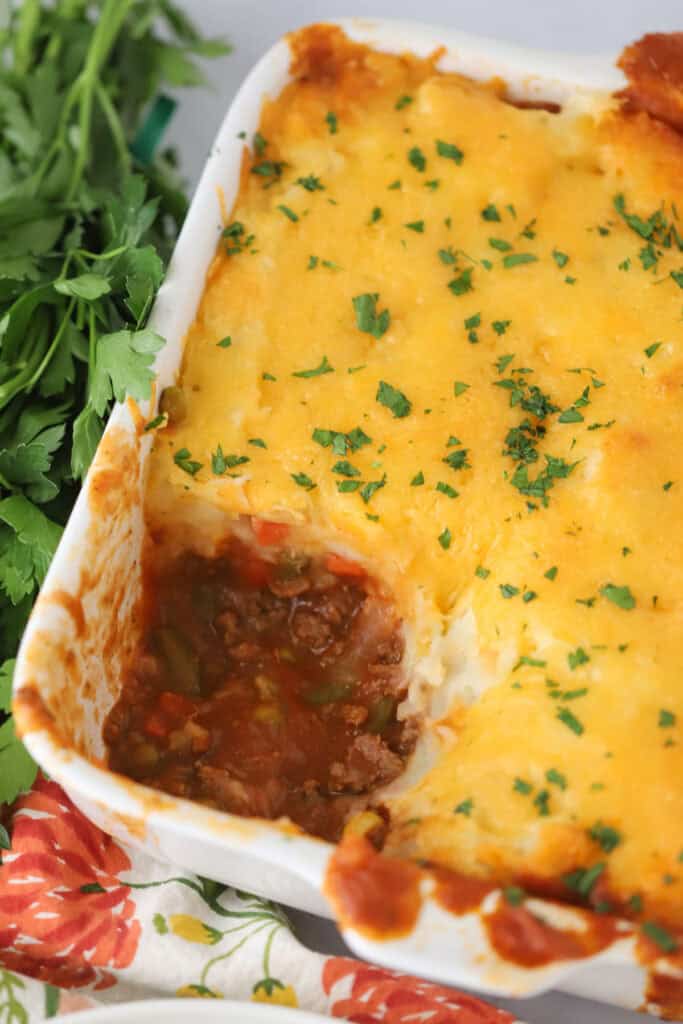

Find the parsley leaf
[[173, 448, 202, 476], [600, 583, 636, 610], [408, 146, 426, 172], [503, 253, 538, 269], [448, 268, 473, 295], [481, 204, 501, 222], [296, 175, 324, 192], [376, 380, 411, 418], [435, 139, 464, 164], [291, 472, 316, 490], [588, 822, 622, 852], [292, 356, 334, 378], [352, 294, 390, 339]]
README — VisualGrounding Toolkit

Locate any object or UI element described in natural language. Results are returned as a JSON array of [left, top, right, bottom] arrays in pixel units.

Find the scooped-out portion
[[104, 522, 417, 841]]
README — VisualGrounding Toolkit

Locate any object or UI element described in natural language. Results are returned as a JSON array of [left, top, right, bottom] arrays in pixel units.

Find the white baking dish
[[13, 17, 670, 1016]]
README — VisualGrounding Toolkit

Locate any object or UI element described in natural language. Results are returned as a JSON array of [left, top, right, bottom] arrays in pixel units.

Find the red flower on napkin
[[0, 776, 140, 990], [323, 957, 517, 1023]]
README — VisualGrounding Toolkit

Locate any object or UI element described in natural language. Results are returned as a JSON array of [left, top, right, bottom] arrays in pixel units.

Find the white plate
[[57, 1000, 333, 1024]]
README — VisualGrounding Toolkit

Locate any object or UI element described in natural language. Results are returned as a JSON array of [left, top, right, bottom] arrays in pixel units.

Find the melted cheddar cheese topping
[[147, 26, 683, 929]]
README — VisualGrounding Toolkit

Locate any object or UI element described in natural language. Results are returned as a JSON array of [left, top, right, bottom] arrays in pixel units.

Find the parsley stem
[[95, 81, 131, 175], [24, 298, 77, 394], [67, 0, 133, 199]]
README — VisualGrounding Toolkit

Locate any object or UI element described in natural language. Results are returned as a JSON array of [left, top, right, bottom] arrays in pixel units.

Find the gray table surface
[[172, 3, 679, 1020]]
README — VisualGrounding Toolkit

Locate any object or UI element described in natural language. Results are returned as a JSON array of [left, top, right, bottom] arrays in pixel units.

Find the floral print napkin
[[0, 776, 523, 1022]]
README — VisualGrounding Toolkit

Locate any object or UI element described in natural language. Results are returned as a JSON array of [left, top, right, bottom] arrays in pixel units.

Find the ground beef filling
[[104, 534, 417, 841]]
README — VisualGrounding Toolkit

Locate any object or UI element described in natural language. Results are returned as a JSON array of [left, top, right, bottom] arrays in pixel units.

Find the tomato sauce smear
[[104, 529, 417, 841]]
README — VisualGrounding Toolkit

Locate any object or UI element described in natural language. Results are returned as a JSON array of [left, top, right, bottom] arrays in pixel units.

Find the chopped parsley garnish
[[370, 206, 382, 223], [352, 293, 391, 339], [454, 381, 470, 397], [492, 320, 511, 335], [568, 646, 590, 670], [296, 174, 324, 192], [436, 481, 458, 499], [588, 822, 622, 852], [641, 921, 678, 954], [436, 139, 464, 164], [557, 707, 584, 735], [534, 789, 550, 816], [504, 886, 525, 906], [523, 590, 537, 603], [663, 481, 674, 491], [325, 111, 338, 134], [438, 527, 452, 550], [307, 255, 318, 269], [443, 447, 471, 471], [332, 460, 360, 477], [514, 655, 546, 671], [292, 356, 334, 378], [496, 354, 515, 373], [411, 471, 425, 486], [211, 445, 227, 474], [395, 94, 413, 110], [438, 246, 456, 265], [546, 768, 567, 790], [499, 584, 519, 599], [552, 249, 569, 268], [144, 413, 166, 432], [644, 342, 661, 358], [405, 220, 425, 233], [481, 203, 501, 222], [564, 863, 605, 897], [262, 372, 277, 382], [173, 448, 202, 476], [291, 472, 316, 490], [312, 426, 371, 455], [503, 253, 538, 269], [425, 179, 440, 190], [338, 480, 360, 493], [448, 268, 473, 295], [600, 583, 636, 610], [277, 204, 299, 222], [659, 709, 676, 728], [475, 565, 490, 579], [251, 160, 285, 183], [408, 146, 426, 172], [489, 237, 512, 252], [464, 312, 480, 343], [454, 797, 473, 816], [388, 179, 401, 190], [545, 566, 558, 580], [513, 777, 532, 795], [223, 220, 255, 255], [360, 476, 386, 504], [253, 131, 267, 156], [248, 438, 267, 448], [376, 380, 412, 418], [217, 336, 232, 348]]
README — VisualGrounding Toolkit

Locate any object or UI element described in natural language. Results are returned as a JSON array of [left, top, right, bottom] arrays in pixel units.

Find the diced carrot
[[142, 710, 171, 739], [158, 691, 196, 718], [325, 553, 366, 578], [240, 553, 272, 588], [251, 518, 290, 546]]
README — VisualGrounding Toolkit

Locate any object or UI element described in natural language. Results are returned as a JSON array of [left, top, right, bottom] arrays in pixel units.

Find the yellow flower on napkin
[[168, 914, 222, 945], [176, 984, 222, 998], [252, 978, 297, 1006]]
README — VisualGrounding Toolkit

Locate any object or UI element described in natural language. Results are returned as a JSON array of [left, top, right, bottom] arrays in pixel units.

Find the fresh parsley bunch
[[0, 0, 229, 806]]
